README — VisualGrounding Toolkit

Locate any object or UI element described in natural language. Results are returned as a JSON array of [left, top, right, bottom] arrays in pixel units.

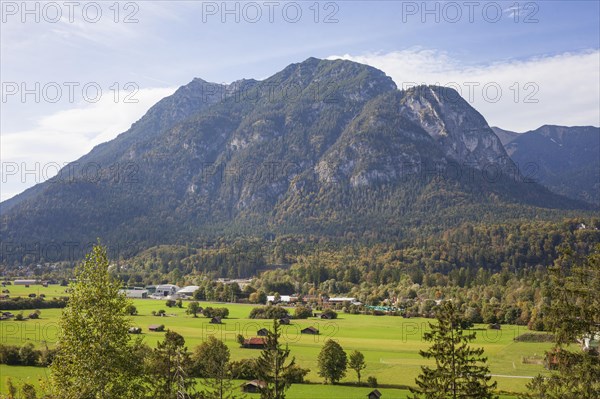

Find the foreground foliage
[[49, 243, 146, 399], [523, 246, 600, 398]]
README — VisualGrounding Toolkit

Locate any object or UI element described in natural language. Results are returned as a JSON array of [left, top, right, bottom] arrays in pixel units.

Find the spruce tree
[[255, 319, 296, 399], [410, 301, 498, 399], [523, 246, 600, 398]]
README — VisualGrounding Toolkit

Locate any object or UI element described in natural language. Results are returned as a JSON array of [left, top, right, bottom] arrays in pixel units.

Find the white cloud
[[328, 49, 600, 132], [1, 87, 176, 201]]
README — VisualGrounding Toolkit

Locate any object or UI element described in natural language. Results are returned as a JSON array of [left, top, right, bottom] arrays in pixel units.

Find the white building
[[328, 297, 361, 305], [267, 295, 297, 303], [177, 285, 200, 298], [14, 279, 37, 285], [119, 289, 149, 299], [154, 284, 179, 297]]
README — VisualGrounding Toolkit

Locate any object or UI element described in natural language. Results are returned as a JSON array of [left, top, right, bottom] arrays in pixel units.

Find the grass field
[[0, 284, 553, 397]]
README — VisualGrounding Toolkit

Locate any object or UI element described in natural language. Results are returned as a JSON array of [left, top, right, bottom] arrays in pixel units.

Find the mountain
[[498, 125, 599, 206], [491, 126, 520, 145], [0, 58, 591, 263]]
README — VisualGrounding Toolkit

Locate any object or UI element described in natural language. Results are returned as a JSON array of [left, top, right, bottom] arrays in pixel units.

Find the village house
[[241, 380, 266, 393], [257, 328, 269, 336], [242, 337, 266, 349], [119, 288, 148, 299], [148, 324, 165, 332], [367, 389, 382, 399], [177, 285, 200, 299], [301, 326, 319, 335], [14, 279, 37, 285], [266, 295, 298, 304], [153, 284, 180, 298]]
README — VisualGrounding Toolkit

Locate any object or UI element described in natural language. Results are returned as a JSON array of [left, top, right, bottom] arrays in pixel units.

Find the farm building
[[14, 279, 37, 285], [367, 389, 382, 399], [145, 285, 157, 294], [279, 317, 291, 325], [128, 327, 142, 334], [210, 317, 222, 324], [154, 284, 179, 297], [241, 380, 266, 393], [177, 285, 200, 298], [320, 313, 334, 320], [119, 289, 148, 299], [328, 297, 361, 305], [266, 295, 298, 304], [242, 337, 266, 349], [257, 328, 269, 336], [148, 324, 165, 332], [301, 326, 319, 335]]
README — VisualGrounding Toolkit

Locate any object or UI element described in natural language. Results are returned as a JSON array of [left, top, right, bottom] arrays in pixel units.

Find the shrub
[[0, 344, 21, 365], [203, 307, 229, 319], [249, 305, 289, 319], [294, 305, 313, 319], [0, 297, 68, 310], [125, 304, 138, 315], [367, 376, 378, 388], [229, 358, 257, 379]]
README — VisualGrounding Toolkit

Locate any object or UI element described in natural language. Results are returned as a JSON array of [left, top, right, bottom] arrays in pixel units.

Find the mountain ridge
[[1, 58, 594, 263]]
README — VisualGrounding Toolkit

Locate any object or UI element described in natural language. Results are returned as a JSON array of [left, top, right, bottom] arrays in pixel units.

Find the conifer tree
[[255, 319, 296, 399], [523, 246, 600, 399], [410, 301, 498, 399]]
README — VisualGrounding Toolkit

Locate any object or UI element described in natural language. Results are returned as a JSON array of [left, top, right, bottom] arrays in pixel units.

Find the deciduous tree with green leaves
[[187, 301, 201, 318], [193, 335, 240, 399], [410, 301, 498, 399], [349, 350, 366, 384], [50, 243, 146, 399], [317, 339, 347, 384]]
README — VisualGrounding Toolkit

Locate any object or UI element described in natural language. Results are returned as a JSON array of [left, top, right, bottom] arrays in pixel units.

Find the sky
[[1, 0, 599, 201]]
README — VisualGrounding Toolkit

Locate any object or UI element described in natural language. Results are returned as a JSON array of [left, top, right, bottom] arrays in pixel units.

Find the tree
[[50, 243, 145, 399], [193, 336, 239, 399], [348, 350, 366, 384], [187, 301, 201, 318], [148, 330, 194, 399], [21, 383, 37, 399], [125, 303, 138, 315], [6, 377, 17, 399], [524, 246, 600, 399], [256, 319, 297, 399], [294, 306, 312, 319], [410, 301, 498, 399], [317, 340, 347, 384]]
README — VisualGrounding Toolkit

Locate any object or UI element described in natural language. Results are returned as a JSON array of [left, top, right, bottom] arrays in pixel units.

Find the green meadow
[[0, 285, 553, 397]]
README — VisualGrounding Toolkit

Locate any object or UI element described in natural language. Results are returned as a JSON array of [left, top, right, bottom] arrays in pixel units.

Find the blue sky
[[1, 1, 599, 200]]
